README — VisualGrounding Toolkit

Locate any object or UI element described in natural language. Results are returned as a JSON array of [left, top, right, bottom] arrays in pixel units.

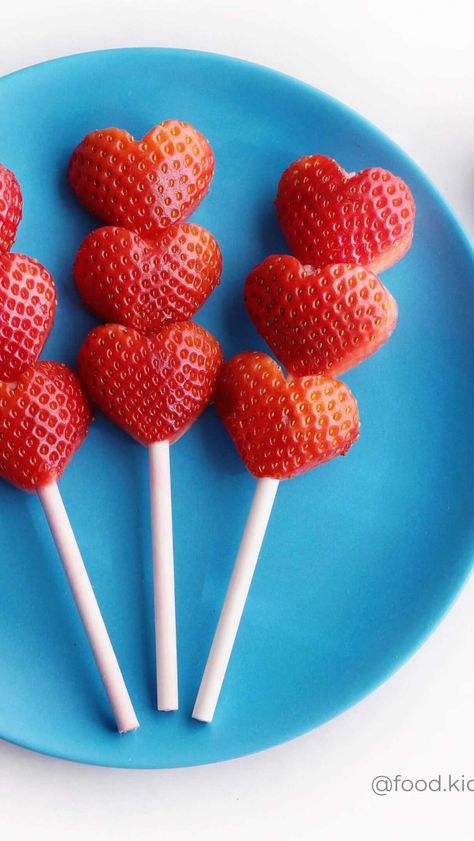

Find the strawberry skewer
[[0, 362, 138, 732], [195, 233, 406, 721], [193, 352, 360, 722], [78, 321, 223, 711], [69, 123, 221, 708]]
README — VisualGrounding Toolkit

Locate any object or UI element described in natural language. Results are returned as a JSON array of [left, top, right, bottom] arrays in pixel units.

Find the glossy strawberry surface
[[0, 361, 92, 491], [276, 154, 415, 273], [0, 163, 22, 253], [0, 253, 56, 382], [77, 321, 223, 446], [68, 121, 215, 238], [215, 351, 359, 479], [74, 223, 221, 333], [245, 255, 397, 377]]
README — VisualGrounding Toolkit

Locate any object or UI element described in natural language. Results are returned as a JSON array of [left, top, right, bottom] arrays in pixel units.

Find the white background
[[1, 1, 473, 838]]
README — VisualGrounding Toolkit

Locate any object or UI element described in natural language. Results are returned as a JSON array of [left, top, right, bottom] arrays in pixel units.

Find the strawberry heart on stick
[[74, 223, 222, 333], [214, 351, 359, 479], [0, 361, 91, 491], [193, 351, 359, 722], [276, 154, 415, 273], [77, 321, 223, 445], [68, 120, 215, 238], [0, 361, 138, 733], [0, 253, 57, 382], [0, 163, 22, 253], [78, 320, 223, 712], [245, 255, 397, 377]]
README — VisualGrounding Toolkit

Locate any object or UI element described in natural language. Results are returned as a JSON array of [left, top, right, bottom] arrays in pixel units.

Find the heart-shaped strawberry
[[0, 361, 92, 491], [0, 253, 57, 382], [215, 351, 359, 479], [68, 121, 215, 238], [73, 223, 222, 333], [276, 154, 415, 273], [245, 256, 397, 377], [77, 321, 223, 446], [0, 163, 22, 253]]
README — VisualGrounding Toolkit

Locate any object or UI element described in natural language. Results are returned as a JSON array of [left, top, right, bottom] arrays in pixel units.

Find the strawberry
[[74, 223, 222, 333], [0, 361, 92, 491], [275, 154, 415, 273], [215, 351, 359, 479], [245, 256, 397, 377], [68, 121, 215, 238], [0, 253, 57, 382], [0, 163, 22, 253], [77, 321, 223, 446]]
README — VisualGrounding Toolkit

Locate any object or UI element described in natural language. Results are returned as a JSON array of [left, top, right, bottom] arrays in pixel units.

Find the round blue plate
[[0, 48, 472, 768]]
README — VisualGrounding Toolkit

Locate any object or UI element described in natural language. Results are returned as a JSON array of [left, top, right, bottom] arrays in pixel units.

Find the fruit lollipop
[[78, 321, 223, 711], [244, 256, 398, 377], [73, 222, 222, 331], [68, 121, 215, 238], [0, 361, 138, 732], [275, 154, 415, 273], [192, 352, 359, 722], [0, 163, 22, 253]]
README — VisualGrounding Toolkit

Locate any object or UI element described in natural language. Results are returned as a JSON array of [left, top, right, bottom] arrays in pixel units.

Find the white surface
[[38, 483, 139, 734], [149, 440, 178, 711], [1, 1, 473, 838], [193, 478, 279, 722]]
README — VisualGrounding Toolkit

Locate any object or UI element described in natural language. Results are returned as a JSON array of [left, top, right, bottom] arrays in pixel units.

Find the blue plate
[[0, 48, 472, 768]]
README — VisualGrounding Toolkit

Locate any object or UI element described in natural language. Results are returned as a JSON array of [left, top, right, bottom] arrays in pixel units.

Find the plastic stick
[[38, 481, 139, 734], [149, 440, 178, 711], [193, 477, 279, 722]]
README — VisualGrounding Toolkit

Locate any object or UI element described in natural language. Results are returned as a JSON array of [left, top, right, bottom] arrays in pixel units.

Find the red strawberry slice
[[0, 253, 57, 382], [74, 223, 222, 333], [276, 154, 415, 273], [245, 256, 397, 377], [77, 321, 223, 446], [0, 163, 22, 253], [68, 121, 215, 238], [0, 361, 92, 491], [215, 351, 359, 479]]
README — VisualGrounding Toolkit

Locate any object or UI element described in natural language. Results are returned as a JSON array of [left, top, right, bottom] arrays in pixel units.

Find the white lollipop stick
[[38, 481, 139, 734], [193, 476, 279, 723], [149, 440, 178, 711]]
